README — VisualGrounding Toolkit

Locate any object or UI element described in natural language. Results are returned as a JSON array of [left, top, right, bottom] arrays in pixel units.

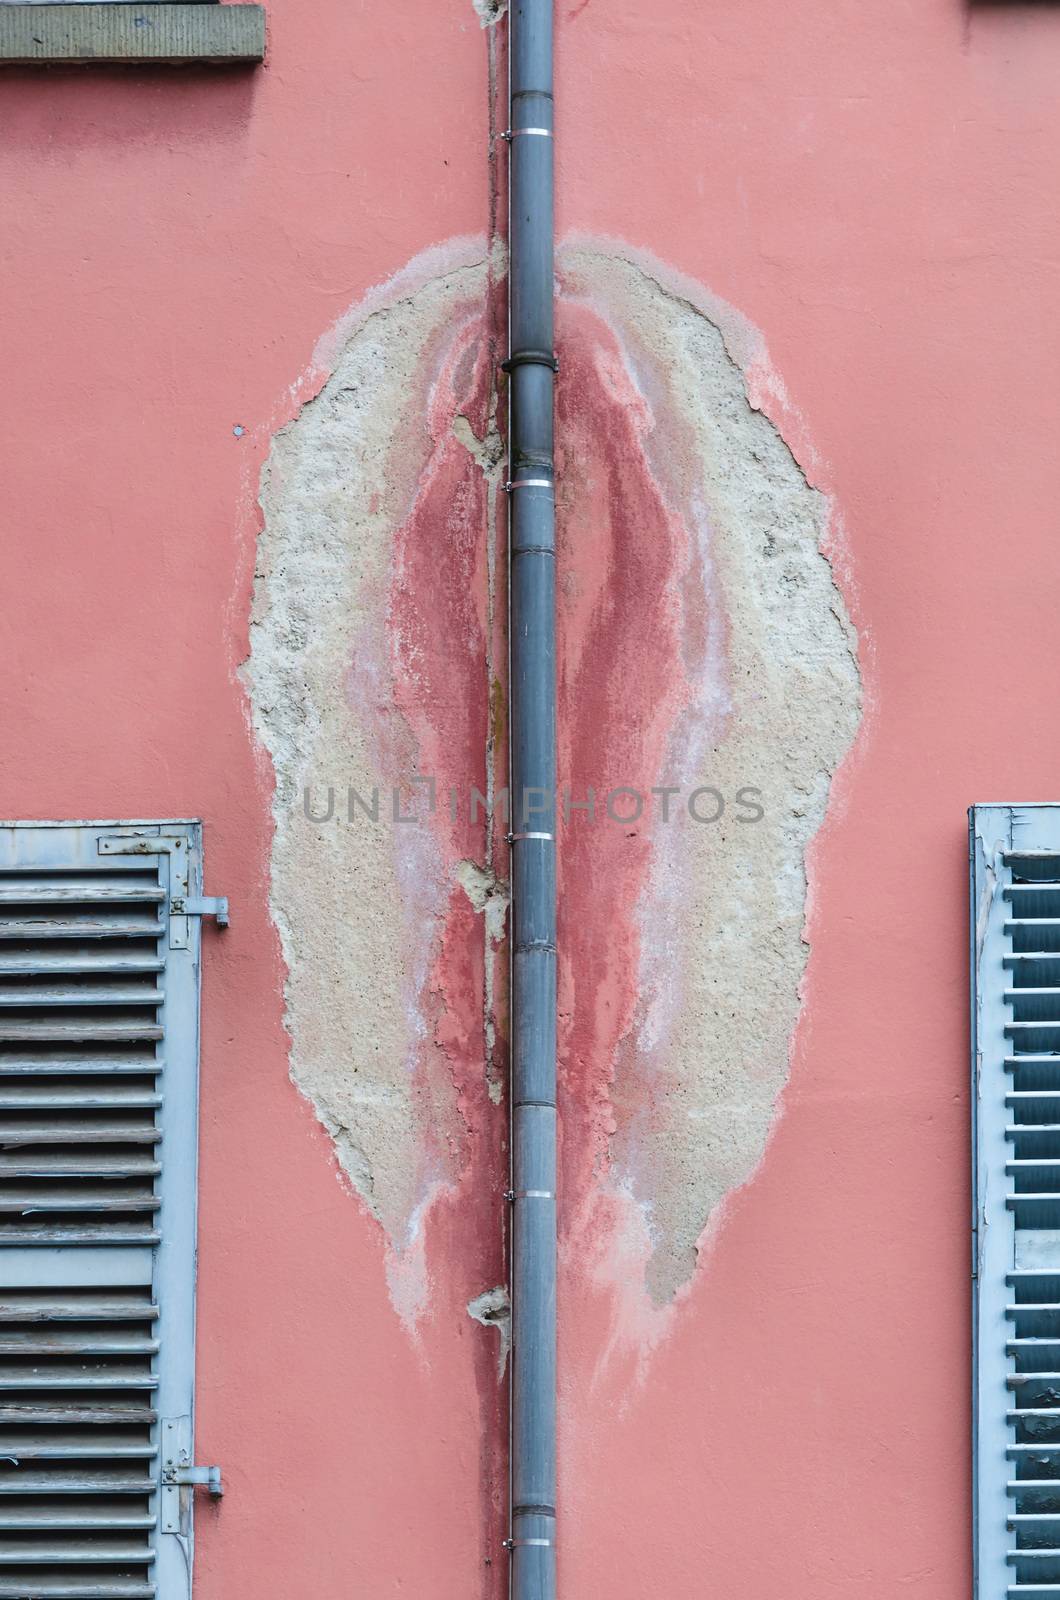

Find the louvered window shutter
[[972, 804, 1060, 1598], [0, 821, 225, 1600]]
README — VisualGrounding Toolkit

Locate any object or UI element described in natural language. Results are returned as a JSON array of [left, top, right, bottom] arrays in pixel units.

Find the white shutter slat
[[973, 805, 1060, 1600], [0, 1058, 162, 1080], [0, 957, 164, 976], [0, 927, 166, 944], [0, 1092, 163, 1111], [0, 823, 208, 1600]]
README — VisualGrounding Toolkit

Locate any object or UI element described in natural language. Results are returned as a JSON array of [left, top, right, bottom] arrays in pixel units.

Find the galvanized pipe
[[506, 1, 556, 1597]]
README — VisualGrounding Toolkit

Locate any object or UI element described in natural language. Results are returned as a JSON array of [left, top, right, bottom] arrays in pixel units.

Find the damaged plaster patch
[[467, 1286, 512, 1378], [244, 234, 861, 1328], [554, 244, 862, 1305]]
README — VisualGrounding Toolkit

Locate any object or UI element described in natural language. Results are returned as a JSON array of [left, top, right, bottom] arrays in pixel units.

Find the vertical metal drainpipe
[[506, 1, 557, 1598]]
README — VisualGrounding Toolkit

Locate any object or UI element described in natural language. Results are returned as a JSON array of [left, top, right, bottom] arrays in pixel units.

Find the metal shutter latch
[[162, 1464, 224, 1494], [161, 1416, 223, 1535], [170, 893, 230, 925]]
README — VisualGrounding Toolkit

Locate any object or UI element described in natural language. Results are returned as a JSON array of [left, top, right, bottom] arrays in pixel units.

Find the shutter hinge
[[169, 895, 230, 926]]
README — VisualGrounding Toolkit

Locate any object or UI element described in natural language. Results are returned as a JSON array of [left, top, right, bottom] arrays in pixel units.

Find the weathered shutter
[[0, 821, 223, 1600], [972, 804, 1060, 1598]]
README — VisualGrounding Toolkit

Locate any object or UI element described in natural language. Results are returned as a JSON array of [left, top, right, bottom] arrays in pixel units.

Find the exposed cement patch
[[471, 0, 507, 25], [556, 245, 862, 1303]]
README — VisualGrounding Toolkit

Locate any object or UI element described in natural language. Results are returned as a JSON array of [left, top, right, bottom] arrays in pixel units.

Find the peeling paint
[[455, 859, 510, 945], [245, 237, 861, 1333]]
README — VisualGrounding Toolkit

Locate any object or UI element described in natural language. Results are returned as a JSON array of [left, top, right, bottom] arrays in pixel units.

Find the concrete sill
[[0, 3, 265, 64]]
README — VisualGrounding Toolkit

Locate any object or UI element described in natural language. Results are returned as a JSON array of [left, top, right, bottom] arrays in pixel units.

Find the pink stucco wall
[[3, 0, 1060, 1592]]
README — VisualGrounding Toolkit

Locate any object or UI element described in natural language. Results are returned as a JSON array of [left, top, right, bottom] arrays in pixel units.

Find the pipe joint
[[502, 349, 559, 374]]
